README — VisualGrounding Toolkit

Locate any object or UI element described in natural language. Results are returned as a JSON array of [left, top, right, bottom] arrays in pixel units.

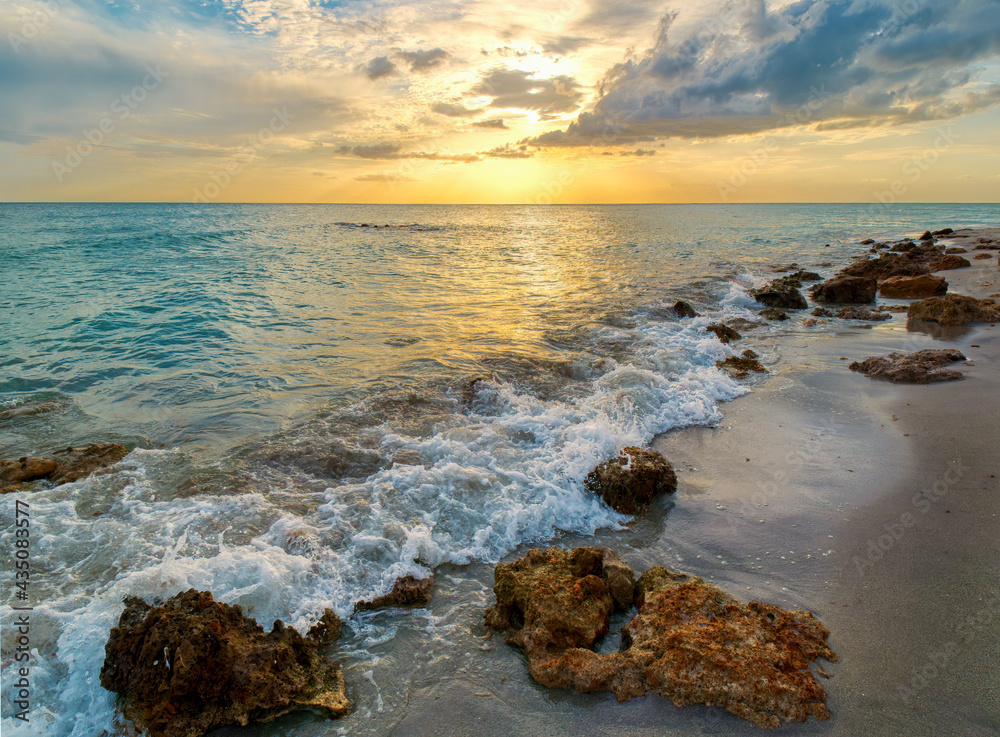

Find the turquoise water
[[1, 202, 998, 736]]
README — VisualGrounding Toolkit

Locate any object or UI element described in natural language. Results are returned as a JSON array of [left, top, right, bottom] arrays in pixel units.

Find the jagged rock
[[584, 447, 677, 515], [706, 323, 741, 344], [944, 247, 967, 254], [355, 575, 433, 612], [1, 443, 128, 493], [810, 276, 877, 304], [758, 308, 788, 321], [919, 231, 934, 241], [933, 228, 954, 236], [907, 294, 1000, 326], [100, 590, 348, 737], [849, 349, 966, 383], [749, 280, 808, 310], [926, 255, 971, 271], [878, 274, 948, 299], [673, 300, 699, 318], [835, 306, 891, 321], [717, 355, 768, 378], [486, 552, 837, 730]]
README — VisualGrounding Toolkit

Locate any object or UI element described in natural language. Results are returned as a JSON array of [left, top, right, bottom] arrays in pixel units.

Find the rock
[[717, 355, 768, 378], [802, 318, 820, 327], [725, 318, 761, 331], [973, 243, 1000, 251], [1, 443, 128, 493], [789, 270, 823, 281], [837, 253, 931, 282], [919, 231, 934, 241], [100, 590, 348, 737], [758, 308, 788, 321], [849, 349, 966, 383], [860, 238, 875, 245], [705, 323, 741, 344], [891, 241, 917, 252], [749, 280, 808, 310], [355, 575, 433, 612], [835, 306, 891, 321], [877, 305, 910, 313], [944, 247, 967, 254], [933, 228, 954, 236], [974, 253, 994, 260], [811, 307, 833, 317], [584, 447, 677, 515], [487, 552, 837, 729], [673, 300, 699, 319], [741, 349, 759, 359], [907, 294, 1000, 326], [926, 255, 971, 271], [810, 276, 877, 304], [770, 263, 800, 273], [878, 274, 948, 299]]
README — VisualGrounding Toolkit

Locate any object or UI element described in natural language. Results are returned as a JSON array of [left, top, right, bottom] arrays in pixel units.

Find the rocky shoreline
[[4, 226, 998, 736]]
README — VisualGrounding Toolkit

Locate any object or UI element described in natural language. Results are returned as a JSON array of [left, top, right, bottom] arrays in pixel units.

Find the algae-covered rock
[[100, 590, 348, 737], [584, 447, 677, 515], [717, 355, 768, 378]]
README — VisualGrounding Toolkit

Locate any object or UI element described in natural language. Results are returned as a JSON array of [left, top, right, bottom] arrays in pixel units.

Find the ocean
[[2, 202, 999, 736]]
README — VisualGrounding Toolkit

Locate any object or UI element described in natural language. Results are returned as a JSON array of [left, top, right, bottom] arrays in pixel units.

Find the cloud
[[363, 56, 397, 80], [526, 0, 1000, 147], [339, 144, 480, 162], [432, 102, 482, 117], [540, 36, 594, 56], [354, 173, 417, 182], [470, 67, 584, 113], [397, 48, 449, 72], [472, 118, 508, 129], [619, 148, 656, 156], [480, 143, 533, 158]]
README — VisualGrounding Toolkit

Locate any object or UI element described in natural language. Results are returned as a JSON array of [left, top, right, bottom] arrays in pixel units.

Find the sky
[[1, 0, 999, 203]]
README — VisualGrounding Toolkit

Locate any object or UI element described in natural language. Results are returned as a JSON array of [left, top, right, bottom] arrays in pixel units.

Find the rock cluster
[[1, 443, 128, 493], [849, 349, 967, 383], [584, 447, 677, 515], [100, 590, 349, 737], [485, 548, 837, 729]]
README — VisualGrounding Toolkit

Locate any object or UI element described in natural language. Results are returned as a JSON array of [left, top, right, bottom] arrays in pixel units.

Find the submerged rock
[[810, 276, 877, 304], [849, 349, 966, 383], [100, 590, 348, 737], [355, 575, 434, 612], [907, 294, 1000, 326], [717, 355, 768, 378], [1, 443, 128, 493], [878, 274, 948, 299], [486, 550, 837, 730], [673, 300, 700, 319], [584, 447, 677, 515], [706, 323, 741, 344]]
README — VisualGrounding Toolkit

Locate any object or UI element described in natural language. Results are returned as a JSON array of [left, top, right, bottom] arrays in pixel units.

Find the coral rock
[[585, 447, 677, 515], [100, 590, 348, 737], [878, 274, 948, 299], [907, 294, 1000, 326], [355, 575, 434, 612], [849, 349, 966, 383], [486, 551, 838, 730]]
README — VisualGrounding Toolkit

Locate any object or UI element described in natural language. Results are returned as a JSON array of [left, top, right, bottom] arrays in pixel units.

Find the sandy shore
[[379, 229, 1000, 737]]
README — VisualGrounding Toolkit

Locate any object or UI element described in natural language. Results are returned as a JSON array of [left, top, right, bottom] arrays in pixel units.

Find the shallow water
[[1, 203, 998, 736]]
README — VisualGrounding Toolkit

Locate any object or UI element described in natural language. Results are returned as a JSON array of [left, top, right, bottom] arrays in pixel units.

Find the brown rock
[[926, 255, 971, 271], [672, 300, 699, 318], [849, 349, 966, 384], [717, 355, 768, 378], [944, 247, 967, 254], [907, 294, 1000, 326], [705, 323, 741, 344], [973, 243, 1000, 251], [741, 349, 759, 359], [1, 443, 128, 493], [835, 306, 891, 321], [974, 253, 994, 260], [932, 228, 954, 236], [919, 230, 934, 241], [584, 447, 677, 515], [878, 274, 948, 299], [810, 276, 877, 304], [860, 238, 875, 245], [749, 280, 808, 310], [838, 253, 931, 282], [890, 240, 917, 252], [789, 270, 823, 281], [355, 575, 434, 612], [487, 553, 837, 730], [758, 308, 788, 321], [100, 590, 348, 737]]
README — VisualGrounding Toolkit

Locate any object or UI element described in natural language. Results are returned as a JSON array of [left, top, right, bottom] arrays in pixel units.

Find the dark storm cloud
[[525, 0, 1000, 147]]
